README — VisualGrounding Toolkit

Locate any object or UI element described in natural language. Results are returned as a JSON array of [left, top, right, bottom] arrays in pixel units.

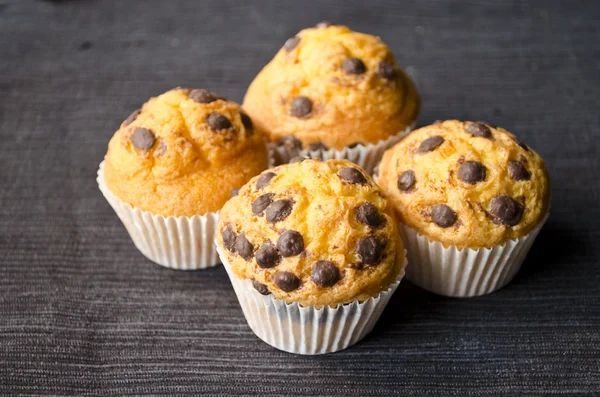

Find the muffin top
[[242, 23, 420, 150], [217, 159, 405, 307], [378, 120, 550, 248], [104, 88, 269, 217]]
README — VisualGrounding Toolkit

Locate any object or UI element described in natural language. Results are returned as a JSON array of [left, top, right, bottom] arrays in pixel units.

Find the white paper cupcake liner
[[216, 244, 406, 355], [398, 213, 549, 297], [97, 161, 220, 270], [269, 126, 413, 174]]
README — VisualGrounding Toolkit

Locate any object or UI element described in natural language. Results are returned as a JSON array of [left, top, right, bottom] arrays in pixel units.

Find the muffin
[[98, 87, 269, 269], [216, 159, 406, 354], [378, 120, 550, 296], [243, 23, 420, 172]]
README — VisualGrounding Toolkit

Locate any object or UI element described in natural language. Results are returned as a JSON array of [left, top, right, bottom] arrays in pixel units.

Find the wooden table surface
[[1, 0, 599, 395]]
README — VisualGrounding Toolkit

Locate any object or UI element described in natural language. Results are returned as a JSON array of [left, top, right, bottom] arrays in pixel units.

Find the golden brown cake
[[103, 88, 269, 217], [217, 159, 405, 307], [243, 23, 420, 150], [378, 120, 550, 248]]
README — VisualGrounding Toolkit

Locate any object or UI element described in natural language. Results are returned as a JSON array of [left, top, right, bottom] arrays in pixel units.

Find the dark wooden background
[[1, 0, 599, 395]]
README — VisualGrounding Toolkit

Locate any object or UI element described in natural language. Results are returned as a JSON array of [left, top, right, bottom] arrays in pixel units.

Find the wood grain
[[0, 0, 599, 395]]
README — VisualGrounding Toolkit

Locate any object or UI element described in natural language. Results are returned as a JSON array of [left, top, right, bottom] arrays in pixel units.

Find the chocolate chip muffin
[[377, 120, 549, 296], [378, 120, 550, 248], [217, 159, 405, 307], [103, 87, 269, 217], [243, 23, 420, 151]]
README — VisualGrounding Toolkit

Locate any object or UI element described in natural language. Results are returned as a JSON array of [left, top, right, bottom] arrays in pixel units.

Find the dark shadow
[[79, 41, 93, 51], [365, 279, 451, 340], [511, 219, 590, 284], [297, 280, 452, 366], [360, 219, 591, 348]]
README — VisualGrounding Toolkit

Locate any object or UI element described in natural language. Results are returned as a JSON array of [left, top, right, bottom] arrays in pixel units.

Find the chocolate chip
[[277, 230, 304, 257], [289, 156, 309, 163], [508, 160, 531, 181], [256, 241, 281, 269], [466, 122, 492, 139], [311, 261, 341, 287], [290, 96, 313, 118], [252, 280, 271, 295], [222, 227, 237, 252], [273, 271, 301, 292], [130, 128, 155, 151], [284, 36, 300, 52], [397, 170, 416, 192], [418, 135, 445, 153], [477, 120, 496, 129], [277, 135, 303, 150], [256, 172, 276, 189], [376, 61, 396, 80], [338, 167, 368, 184], [356, 236, 383, 266], [123, 109, 141, 126], [240, 111, 253, 130], [431, 204, 457, 228], [519, 155, 528, 164], [356, 203, 384, 227], [188, 89, 217, 104], [308, 142, 328, 151], [234, 233, 254, 261], [252, 193, 275, 216], [458, 161, 486, 184], [342, 57, 366, 75], [265, 199, 293, 223], [489, 195, 523, 226], [316, 21, 333, 28], [347, 142, 362, 149], [206, 112, 232, 131], [230, 188, 240, 198], [512, 136, 529, 151]]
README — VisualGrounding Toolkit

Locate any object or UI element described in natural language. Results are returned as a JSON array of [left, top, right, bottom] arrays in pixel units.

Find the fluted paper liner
[[97, 161, 220, 270], [269, 126, 412, 173], [398, 214, 549, 297], [217, 244, 406, 355]]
